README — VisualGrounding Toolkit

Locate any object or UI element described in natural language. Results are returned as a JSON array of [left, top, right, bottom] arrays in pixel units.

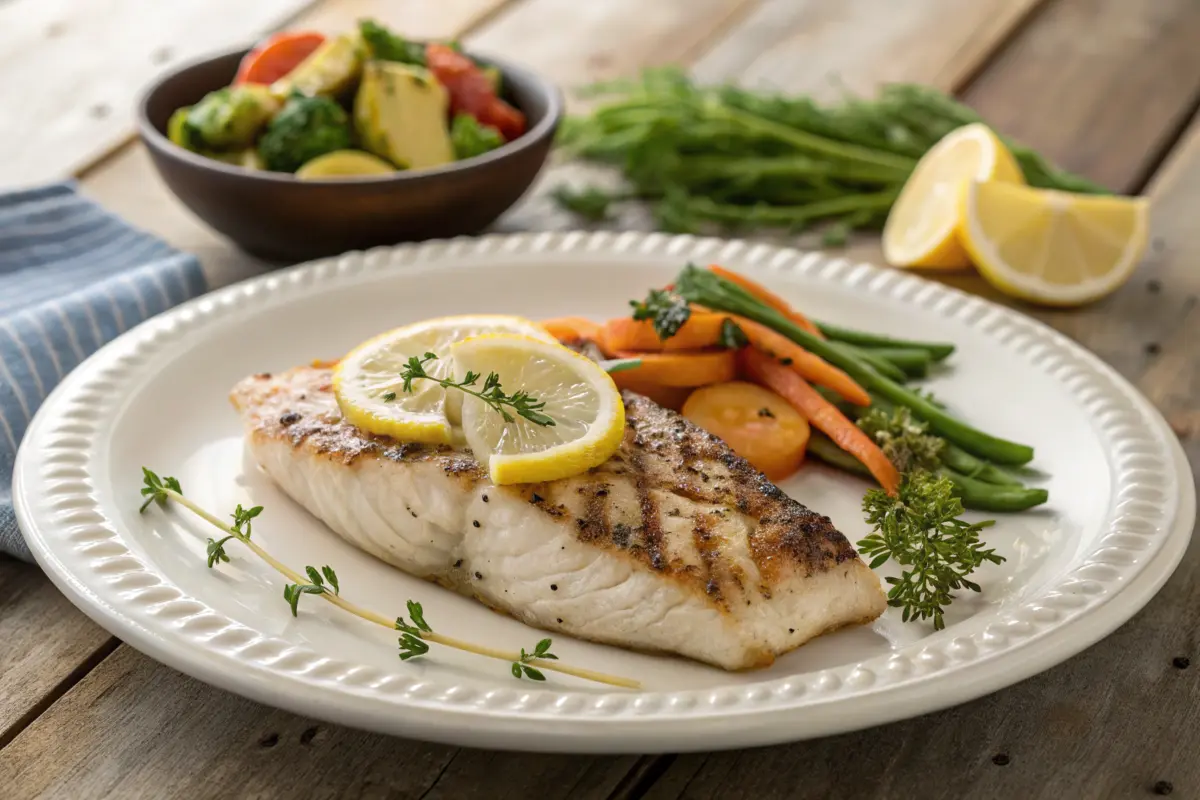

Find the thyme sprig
[[398, 353, 555, 427], [139, 469, 637, 688], [513, 638, 558, 680]]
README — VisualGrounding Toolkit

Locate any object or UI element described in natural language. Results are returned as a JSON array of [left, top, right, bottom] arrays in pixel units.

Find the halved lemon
[[450, 334, 625, 485], [882, 122, 1024, 269], [960, 180, 1150, 306], [333, 315, 556, 444]]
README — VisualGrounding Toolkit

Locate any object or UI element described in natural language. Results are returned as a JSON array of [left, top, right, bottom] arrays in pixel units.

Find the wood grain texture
[[960, 0, 1200, 193], [0, 646, 640, 800], [692, 0, 1047, 96], [0, 0, 319, 189], [467, 0, 756, 90], [0, 561, 115, 748]]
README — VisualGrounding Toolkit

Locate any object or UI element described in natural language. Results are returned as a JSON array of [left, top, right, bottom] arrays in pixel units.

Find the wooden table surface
[[2, 1, 1199, 797]]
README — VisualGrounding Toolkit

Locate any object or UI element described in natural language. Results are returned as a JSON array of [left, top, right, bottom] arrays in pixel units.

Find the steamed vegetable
[[271, 33, 364, 98], [258, 93, 353, 172], [603, 350, 737, 388], [682, 381, 810, 480], [234, 31, 326, 86], [450, 113, 505, 160], [182, 85, 280, 151], [359, 18, 426, 65], [426, 43, 526, 141], [741, 347, 899, 495], [674, 264, 1035, 465], [355, 61, 454, 169]]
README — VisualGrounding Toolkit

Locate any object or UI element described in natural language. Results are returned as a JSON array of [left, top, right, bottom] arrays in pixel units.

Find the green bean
[[814, 321, 955, 361], [807, 434, 1048, 512], [830, 342, 908, 382], [940, 443, 1023, 487], [860, 346, 931, 378], [941, 469, 1049, 513]]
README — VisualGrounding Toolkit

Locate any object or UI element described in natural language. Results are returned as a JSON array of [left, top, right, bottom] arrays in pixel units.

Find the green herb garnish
[[857, 471, 1004, 631], [400, 353, 555, 426], [512, 638, 557, 680], [630, 288, 691, 340], [137, 468, 637, 688]]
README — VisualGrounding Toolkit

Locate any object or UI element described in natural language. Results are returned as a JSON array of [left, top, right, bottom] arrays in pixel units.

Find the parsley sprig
[[857, 471, 1004, 630], [138, 468, 637, 688], [398, 353, 555, 427], [630, 288, 691, 340]]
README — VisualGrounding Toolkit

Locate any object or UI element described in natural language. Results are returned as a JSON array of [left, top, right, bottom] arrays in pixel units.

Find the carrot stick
[[599, 313, 728, 352], [709, 265, 823, 338], [741, 348, 899, 495], [728, 314, 870, 406], [610, 349, 737, 387], [540, 316, 601, 344]]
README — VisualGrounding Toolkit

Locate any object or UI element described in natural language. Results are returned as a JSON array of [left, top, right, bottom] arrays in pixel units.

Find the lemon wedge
[[333, 315, 556, 444], [450, 334, 625, 485], [960, 180, 1149, 306], [883, 122, 1024, 269]]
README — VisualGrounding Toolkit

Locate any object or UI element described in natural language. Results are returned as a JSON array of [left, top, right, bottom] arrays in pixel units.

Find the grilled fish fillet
[[230, 366, 886, 670]]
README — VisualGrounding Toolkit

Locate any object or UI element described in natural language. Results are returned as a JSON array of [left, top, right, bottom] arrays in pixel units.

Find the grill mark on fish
[[692, 511, 725, 609]]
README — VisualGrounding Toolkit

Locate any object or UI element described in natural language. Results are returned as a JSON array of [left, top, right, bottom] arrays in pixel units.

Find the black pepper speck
[[1147, 279, 1162, 293], [472, 520, 480, 528], [1173, 656, 1190, 669], [1146, 342, 1162, 356], [992, 754, 1010, 766], [453, 559, 463, 568], [482, 494, 489, 503], [279, 412, 301, 426], [474, 571, 483, 580], [550, 584, 558, 591], [1154, 780, 1174, 795], [531, 493, 544, 503], [556, 618, 563, 623]]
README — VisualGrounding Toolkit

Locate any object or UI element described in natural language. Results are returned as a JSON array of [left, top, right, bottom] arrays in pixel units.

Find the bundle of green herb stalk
[[667, 264, 1049, 629], [554, 69, 1105, 244]]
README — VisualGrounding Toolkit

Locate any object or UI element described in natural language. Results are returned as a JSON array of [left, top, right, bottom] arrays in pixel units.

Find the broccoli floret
[[359, 19, 426, 66], [184, 85, 278, 150], [257, 94, 353, 173], [450, 114, 504, 160]]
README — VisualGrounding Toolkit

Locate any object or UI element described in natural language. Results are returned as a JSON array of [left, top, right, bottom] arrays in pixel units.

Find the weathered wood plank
[[0, 646, 640, 800], [467, 0, 756, 90], [960, 0, 1200, 193], [638, 112, 1200, 800], [0, 0, 320, 189], [0, 560, 116, 748], [692, 0, 1047, 96]]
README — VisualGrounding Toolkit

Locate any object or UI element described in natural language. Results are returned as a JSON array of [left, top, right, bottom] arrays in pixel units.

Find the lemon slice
[[296, 150, 396, 179], [449, 334, 625, 485], [333, 315, 556, 443], [883, 122, 1024, 269], [960, 180, 1149, 306]]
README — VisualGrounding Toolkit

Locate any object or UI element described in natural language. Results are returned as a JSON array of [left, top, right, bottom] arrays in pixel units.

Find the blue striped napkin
[[1, 182, 207, 561]]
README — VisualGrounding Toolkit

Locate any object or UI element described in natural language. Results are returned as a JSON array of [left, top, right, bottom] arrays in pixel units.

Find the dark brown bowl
[[137, 47, 562, 261]]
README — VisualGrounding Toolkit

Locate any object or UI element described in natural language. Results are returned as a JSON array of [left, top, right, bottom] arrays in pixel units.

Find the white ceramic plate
[[15, 232, 1194, 753]]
